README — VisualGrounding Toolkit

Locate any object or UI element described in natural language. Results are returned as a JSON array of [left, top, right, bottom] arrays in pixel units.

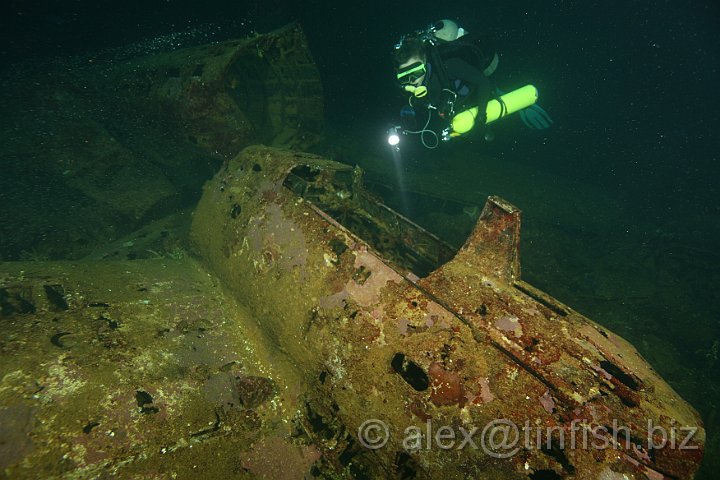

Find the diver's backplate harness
[[393, 22, 504, 148]]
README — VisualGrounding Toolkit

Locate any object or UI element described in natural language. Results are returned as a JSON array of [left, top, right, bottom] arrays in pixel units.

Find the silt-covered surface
[[0, 259, 318, 479]]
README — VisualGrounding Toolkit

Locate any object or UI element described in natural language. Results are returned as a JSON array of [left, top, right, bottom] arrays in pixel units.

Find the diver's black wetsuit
[[416, 55, 492, 126]]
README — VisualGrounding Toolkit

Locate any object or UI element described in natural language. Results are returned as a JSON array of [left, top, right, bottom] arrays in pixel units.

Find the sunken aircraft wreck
[[0, 22, 704, 480], [0, 146, 704, 479], [189, 145, 705, 479]]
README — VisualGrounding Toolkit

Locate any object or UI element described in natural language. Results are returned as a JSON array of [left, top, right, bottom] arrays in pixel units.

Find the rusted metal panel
[[0, 259, 312, 479], [191, 145, 704, 479], [419, 197, 705, 477], [111, 22, 324, 155]]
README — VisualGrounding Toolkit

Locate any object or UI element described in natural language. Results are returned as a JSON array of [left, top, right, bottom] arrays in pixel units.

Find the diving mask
[[396, 61, 426, 86]]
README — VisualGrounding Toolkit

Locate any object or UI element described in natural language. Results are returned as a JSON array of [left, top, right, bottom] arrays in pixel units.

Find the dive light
[[387, 126, 402, 150]]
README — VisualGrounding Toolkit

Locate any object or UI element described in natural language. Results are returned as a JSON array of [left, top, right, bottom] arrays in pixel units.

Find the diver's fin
[[519, 103, 553, 129]]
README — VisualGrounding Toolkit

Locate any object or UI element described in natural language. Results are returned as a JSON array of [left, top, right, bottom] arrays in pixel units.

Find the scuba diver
[[388, 19, 552, 150]]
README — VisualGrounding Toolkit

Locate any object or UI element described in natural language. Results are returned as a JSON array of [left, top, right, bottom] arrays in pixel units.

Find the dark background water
[[2, 0, 718, 476], [3, 0, 718, 214]]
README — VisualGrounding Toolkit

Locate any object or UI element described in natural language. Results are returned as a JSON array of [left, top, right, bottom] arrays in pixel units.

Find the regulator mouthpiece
[[404, 85, 427, 98]]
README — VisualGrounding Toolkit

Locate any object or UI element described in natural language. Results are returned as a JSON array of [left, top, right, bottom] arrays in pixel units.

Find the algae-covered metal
[[191, 145, 704, 479], [0, 260, 315, 479]]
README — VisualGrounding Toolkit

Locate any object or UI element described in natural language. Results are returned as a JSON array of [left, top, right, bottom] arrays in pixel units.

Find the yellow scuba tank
[[450, 84, 538, 135]]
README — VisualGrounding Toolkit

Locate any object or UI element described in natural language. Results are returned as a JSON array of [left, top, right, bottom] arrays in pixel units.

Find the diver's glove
[[519, 103, 553, 130], [495, 87, 553, 130]]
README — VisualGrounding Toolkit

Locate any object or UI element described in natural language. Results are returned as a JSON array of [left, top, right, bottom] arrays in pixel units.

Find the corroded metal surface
[[191, 145, 704, 479], [0, 260, 314, 479], [110, 22, 324, 155], [419, 198, 705, 477]]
